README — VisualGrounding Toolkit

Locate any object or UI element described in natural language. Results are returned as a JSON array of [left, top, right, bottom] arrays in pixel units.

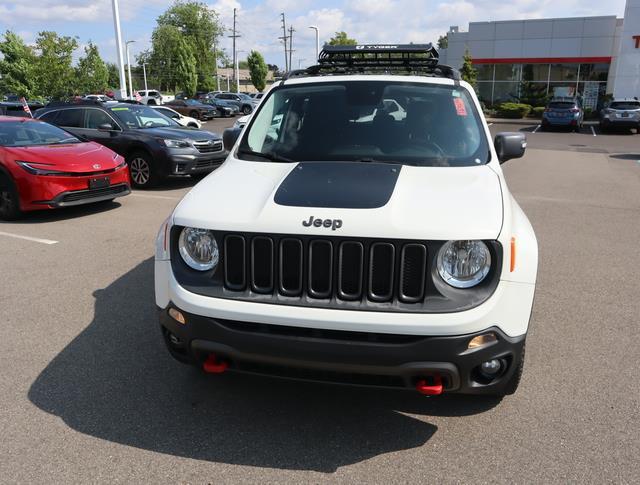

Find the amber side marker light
[[168, 308, 186, 325], [510, 237, 516, 272], [467, 332, 497, 350]]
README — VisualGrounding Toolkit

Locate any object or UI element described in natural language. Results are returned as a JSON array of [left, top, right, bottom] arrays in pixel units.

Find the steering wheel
[[414, 139, 447, 158], [142, 120, 156, 128]]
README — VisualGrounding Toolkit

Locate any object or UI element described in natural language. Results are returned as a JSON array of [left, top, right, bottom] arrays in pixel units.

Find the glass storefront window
[[579, 64, 609, 82], [522, 64, 549, 82], [494, 64, 521, 81], [492, 82, 520, 103], [577, 81, 607, 110], [548, 82, 578, 98], [475, 64, 494, 81], [476, 81, 493, 104], [549, 64, 579, 81]]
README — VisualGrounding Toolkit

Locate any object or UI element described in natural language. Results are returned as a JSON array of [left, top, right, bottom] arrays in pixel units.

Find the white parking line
[[487, 123, 494, 126], [532, 125, 541, 133], [590, 126, 597, 137], [0, 231, 58, 245], [130, 193, 180, 201]]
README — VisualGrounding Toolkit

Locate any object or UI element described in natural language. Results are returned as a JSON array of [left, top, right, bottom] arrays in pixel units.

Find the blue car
[[541, 98, 584, 132]]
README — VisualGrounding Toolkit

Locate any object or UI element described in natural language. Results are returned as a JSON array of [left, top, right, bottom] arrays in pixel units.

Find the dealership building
[[440, 0, 640, 108]]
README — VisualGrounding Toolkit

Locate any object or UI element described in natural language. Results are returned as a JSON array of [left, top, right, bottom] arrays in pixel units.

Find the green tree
[[76, 42, 109, 94], [33, 31, 78, 99], [328, 31, 357, 46], [106, 62, 121, 89], [0, 31, 38, 98], [460, 50, 477, 91], [154, 1, 224, 90], [246, 50, 268, 92], [437, 34, 448, 49], [175, 37, 197, 96]]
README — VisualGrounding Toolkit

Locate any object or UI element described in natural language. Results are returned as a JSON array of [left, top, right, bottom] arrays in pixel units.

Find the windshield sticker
[[111, 107, 129, 111], [453, 98, 467, 116]]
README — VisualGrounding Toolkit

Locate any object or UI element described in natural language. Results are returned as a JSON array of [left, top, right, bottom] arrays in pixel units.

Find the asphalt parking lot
[[1, 118, 639, 483]]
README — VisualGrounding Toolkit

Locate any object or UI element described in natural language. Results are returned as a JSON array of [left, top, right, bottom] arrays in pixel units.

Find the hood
[[141, 126, 220, 141], [174, 160, 504, 240], [3, 142, 121, 172]]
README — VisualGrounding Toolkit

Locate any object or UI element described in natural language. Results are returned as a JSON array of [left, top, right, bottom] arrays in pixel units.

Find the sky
[[0, 0, 629, 70]]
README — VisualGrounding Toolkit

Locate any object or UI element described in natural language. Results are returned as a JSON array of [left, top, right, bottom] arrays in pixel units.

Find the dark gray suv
[[36, 102, 226, 188]]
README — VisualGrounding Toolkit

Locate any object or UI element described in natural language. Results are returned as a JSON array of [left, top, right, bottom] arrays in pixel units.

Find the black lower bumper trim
[[159, 306, 526, 395], [35, 183, 131, 207]]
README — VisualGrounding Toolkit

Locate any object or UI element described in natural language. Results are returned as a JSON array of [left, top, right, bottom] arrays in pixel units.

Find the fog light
[[168, 308, 186, 325], [467, 332, 497, 350], [480, 359, 502, 376]]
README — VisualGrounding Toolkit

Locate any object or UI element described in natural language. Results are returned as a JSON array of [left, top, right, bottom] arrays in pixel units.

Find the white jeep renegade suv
[[154, 44, 537, 397]]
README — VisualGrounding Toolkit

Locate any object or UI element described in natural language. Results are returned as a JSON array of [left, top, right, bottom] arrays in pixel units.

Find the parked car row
[[0, 98, 228, 219], [540, 96, 640, 133]]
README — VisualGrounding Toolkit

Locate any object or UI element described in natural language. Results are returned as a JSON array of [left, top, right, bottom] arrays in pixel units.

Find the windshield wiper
[[52, 137, 80, 144], [355, 158, 419, 166], [237, 148, 296, 163]]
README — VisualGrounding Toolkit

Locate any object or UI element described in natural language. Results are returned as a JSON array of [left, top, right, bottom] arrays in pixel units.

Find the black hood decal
[[274, 162, 401, 209]]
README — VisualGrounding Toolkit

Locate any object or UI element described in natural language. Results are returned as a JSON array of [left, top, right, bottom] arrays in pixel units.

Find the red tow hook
[[416, 375, 443, 396], [203, 354, 228, 374]]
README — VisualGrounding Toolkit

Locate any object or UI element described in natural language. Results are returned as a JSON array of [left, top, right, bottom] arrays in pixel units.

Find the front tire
[[242, 105, 252, 115], [189, 110, 200, 120], [127, 151, 162, 189], [0, 173, 22, 220]]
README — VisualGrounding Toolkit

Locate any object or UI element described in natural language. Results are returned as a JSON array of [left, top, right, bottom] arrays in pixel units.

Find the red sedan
[[0, 116, 131, 219]]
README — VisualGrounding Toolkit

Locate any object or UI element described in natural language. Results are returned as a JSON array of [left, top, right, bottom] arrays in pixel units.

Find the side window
[[39, 111, 59, 124], [86, 109, 116, 129], [55, 109, 83, 128]]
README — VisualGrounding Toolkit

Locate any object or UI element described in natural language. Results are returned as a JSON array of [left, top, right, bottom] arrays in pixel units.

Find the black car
[[200, 98, 236, 117], [35, 101, 226, 188], [162, 99, 218, 120], [0, 101, 45, 118]]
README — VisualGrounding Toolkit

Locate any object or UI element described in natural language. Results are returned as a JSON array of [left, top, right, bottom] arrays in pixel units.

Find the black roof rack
[[283, 44, 460, 81], [44, 99, 142, 108]]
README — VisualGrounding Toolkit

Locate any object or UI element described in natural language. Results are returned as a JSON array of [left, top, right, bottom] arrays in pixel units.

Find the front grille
[[60, 184, 129, 203], [193, 140, 223, 153], [222, 234, 429, 305]]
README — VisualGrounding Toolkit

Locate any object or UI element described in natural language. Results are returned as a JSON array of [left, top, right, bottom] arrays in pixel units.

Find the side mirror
[[494, 132, 526, 164], [98, 123, 115, 131], [222, 127, 242, 151]]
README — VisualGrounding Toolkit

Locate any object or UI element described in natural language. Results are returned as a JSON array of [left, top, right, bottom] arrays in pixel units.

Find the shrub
[[530, 106, 546, 118], [497, 102, 532, 119]]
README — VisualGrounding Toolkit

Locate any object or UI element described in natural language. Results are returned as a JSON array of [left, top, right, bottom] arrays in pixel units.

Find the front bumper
[[168, 151, 227, 175], [159, 306, 525, 395]]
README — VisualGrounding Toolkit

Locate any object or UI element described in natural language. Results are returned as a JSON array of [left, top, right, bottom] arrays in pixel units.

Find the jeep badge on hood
[[302, 216, 343, 230]]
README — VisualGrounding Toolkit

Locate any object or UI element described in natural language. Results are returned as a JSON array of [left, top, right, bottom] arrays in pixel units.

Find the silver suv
[[599, 98, 640, 133]]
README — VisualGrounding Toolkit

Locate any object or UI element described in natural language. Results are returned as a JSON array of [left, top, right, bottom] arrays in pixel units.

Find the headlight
[[162, 139, 191, 148], [436, 240, 491, 288], [178, 227, 219, 271], [16, 161, 65, 176]]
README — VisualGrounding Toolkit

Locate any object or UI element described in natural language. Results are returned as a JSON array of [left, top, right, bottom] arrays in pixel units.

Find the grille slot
[[224, 235, 246, 290], [308, 240, 333, 298], [279, 238, 303, 296], [251, 237, 274, 293], [193, 140, 223, 153], [399, 244, 427, 302], [60, 184, 128, 203], [338, 241, 364, 300], [368, 243, 395, 302]]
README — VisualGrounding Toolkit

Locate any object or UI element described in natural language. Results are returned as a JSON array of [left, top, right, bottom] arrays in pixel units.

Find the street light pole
[[308, 25, 319, 61], [142, 63, 148, 92], [110, 0, 127, 99], [125, 40, 136, 99]]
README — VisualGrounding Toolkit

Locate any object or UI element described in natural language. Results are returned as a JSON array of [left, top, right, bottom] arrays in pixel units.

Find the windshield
[[239, 81, 490, 167], [0, 120, 80, 147], [109, 105, 177, 129], [610, 101, 640, 110]]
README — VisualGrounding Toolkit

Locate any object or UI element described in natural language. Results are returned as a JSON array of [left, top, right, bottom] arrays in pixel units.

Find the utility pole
[[279, 13, 288, 72], [125, 40, 136, 99], [288, 26, 295, 73], [110, 0, 127, 99], [229, 8, 241, 90]]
